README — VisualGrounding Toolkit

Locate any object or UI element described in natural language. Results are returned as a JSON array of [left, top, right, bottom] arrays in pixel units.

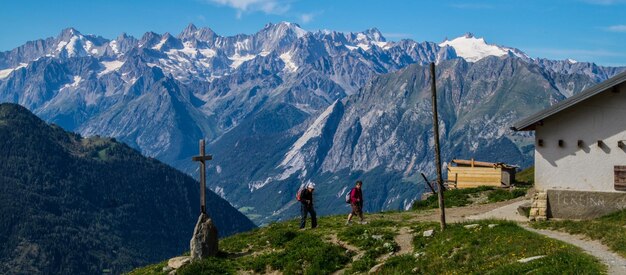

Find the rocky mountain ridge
[[0, 22, 624, 224]]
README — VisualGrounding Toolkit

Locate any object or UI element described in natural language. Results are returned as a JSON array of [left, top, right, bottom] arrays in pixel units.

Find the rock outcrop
[[190, 213, 219, 260]]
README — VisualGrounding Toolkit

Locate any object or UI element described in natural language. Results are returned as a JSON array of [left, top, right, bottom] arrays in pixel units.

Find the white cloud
[[297, 11, 322, 24], [606, 25, 626, 32], [207, 0, 290, 17], [299, 12, 314, 23]]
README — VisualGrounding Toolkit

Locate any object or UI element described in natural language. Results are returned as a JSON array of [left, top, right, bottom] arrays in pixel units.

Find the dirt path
[[522, 225, 626, 275], [465, 199, 529, 221], [367, 196, 528, 224], [394, 227, 413, 256]]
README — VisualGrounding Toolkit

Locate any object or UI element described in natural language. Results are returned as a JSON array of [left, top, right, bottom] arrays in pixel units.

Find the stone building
[[512, 70, 626, 219]]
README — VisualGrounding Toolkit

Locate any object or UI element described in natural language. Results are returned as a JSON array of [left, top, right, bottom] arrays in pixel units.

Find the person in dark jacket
[[346, 180, 366, 225], [299, 182, 317, 229]]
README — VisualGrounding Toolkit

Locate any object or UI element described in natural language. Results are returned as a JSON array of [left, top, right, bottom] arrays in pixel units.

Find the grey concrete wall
[[547, 189, 626, 219]]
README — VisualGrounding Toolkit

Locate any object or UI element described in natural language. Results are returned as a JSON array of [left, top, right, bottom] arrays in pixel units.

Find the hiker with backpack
[[298, 182, 317, 229], [346, 180, 366, 225]]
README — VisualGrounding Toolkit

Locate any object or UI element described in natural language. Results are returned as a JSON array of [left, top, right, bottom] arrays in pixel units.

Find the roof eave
[[511, 69, 626, 132]]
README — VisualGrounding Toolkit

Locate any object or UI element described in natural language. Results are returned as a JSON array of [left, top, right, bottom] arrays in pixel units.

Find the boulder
[[168, 256, 191, 269], [190, 213, 219, 260], [517, 202, 531, 217], [464, 224, 479, 229]]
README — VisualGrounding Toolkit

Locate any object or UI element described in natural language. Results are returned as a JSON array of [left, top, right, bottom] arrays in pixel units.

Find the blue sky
[[1, 0, 625, 66]]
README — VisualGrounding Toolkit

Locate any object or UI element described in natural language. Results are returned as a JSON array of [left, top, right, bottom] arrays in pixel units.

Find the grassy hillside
[[515, 166, 535, 185], [0, 103, 256, 274], [130, 211, 605, 274], [412, 186, 527, 210]]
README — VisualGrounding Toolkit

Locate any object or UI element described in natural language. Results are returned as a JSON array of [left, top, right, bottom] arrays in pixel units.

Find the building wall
[[448, 166, 504, 188], [535, 82, 626, 191]]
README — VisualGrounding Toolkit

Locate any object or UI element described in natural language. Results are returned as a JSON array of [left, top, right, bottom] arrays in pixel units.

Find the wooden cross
[[192, 139, 212, 214]]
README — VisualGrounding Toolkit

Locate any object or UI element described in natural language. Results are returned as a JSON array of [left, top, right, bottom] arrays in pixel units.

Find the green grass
[[338, 220, 399, 273], [515, 166, 535, 186], [184, 219, 352, 275], [533, 209, 626, 258], [412, 186, 495, 210], [412, 185, 527, 210], [126, 259, 168, 275], [487, 188, 526, 203], [379, 220, 605, 274], [129, 209, 605, 274]]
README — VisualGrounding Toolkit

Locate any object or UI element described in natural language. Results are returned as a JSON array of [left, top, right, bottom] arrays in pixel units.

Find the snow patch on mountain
[[199, 48, 217, 58], [337, 186, 348, 198], [64, 36, 82, 57], [152, 37, 168, 50], [294, 28, 307, 38], [229, 54, 256, 69], [71, 76, 82, 87], [280, 51, 298, 72], [286, 22, 307, 38], [0, 63, 28, 79], [110, 40, 119, 54], [98, 60, 124, 76], [374, 41, 391, 50], [248, 178, 273, 192], [357, 43, 371, 51], [439, 33, 528, 62], [214, 186, 226, 198]]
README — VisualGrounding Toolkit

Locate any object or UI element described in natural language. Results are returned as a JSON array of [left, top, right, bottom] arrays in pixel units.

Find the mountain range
[[0, 22, 624, 224], [0, 103, 255, 274]]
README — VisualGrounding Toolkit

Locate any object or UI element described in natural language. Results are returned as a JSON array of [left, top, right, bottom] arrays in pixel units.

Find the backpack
[[345, 188, 354, 204], [296, 187, 304, 201]]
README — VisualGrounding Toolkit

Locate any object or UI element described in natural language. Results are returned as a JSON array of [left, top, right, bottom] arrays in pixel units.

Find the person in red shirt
[[346, 180, 366, 225]]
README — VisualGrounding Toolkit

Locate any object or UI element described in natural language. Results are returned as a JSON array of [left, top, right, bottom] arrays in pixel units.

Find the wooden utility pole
[[192, 139, 212, 214], [430, 62, 446, 230]]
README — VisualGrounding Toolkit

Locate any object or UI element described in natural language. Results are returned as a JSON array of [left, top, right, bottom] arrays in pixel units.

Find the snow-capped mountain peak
[[263, 21, 308, 38], [178, 23, 199, 39], [361, 28, 386, 42], [439, 33, 528, 62], [178, 23, 218, 42], [54, 28, 110, 58]]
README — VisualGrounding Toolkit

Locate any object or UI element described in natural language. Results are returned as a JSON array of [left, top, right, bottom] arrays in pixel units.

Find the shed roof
[[450, 159, 516, 169], [512, 70, 626, 131]]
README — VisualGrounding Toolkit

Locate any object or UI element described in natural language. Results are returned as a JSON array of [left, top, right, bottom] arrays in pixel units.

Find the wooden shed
[[447, 159, 516, 189]]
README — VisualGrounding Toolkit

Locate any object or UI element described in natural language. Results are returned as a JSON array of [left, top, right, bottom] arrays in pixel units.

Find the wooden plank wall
[[448, 166, 503, 188]]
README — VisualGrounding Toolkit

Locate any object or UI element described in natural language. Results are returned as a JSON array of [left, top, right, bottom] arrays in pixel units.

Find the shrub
[[412, 186, 495, 210], [487, 188, 526, 203]]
